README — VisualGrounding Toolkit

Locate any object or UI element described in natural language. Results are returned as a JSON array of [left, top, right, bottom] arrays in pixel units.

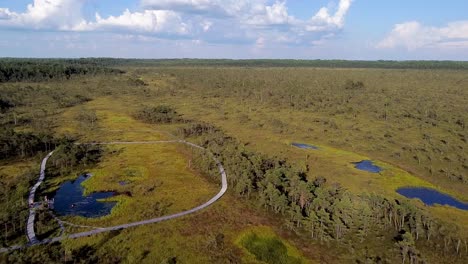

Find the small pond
[[292, 143, 319, 150], [352, 160, 382, 173], [53, 174, 117, 218], [397, 187, 468, 210]]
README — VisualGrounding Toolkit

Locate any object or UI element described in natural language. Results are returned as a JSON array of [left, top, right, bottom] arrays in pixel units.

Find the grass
[[137, 69, 467, 239], [45, 98, 219, 227], [36, 96, 323, 263], [55, 99, 167, 142], [1, 67, 466, 263], [0, 159, 37, 181], [148, 67, 467, 191], [160, 94, 467, 204], [60, 219, 214, 263], [77, 143, 219, 227], [235, 226, 313, 264], [54, 81, 467, 251], [58, 183, 325, 263]]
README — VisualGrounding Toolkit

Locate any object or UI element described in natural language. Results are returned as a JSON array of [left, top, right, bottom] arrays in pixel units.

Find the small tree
[[396, 231, 416, 264]]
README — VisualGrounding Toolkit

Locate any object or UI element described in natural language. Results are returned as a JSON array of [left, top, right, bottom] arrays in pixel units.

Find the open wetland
[[1, 61, 467, 264]]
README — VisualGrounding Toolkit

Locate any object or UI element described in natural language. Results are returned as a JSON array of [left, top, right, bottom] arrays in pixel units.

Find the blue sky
[[0, 0, 467, 60]]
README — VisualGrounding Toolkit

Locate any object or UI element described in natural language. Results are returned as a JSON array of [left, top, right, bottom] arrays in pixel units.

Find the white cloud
[[245, 1, 294, 26], [182, 0, 353, 46], [308, 0, 352, 31], [76, 9, 189, 35], [377, 20, 468, 50], [0, 0, 190, 36], [141, 0, 353, 30], [239, 0, 353, 46], [0, 8, 14, 20], [0, 0, 354, 46], [0, 0, 86, 30]]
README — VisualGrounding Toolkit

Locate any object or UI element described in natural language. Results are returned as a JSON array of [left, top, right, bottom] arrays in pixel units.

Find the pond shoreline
[[397, 187, 468, 211]]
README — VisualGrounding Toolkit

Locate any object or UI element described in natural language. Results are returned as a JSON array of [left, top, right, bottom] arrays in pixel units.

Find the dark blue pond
[[53, 174, 117, 218], [292, 143, 319, 150], [353, 160, 382, 173], [397, 187, 468, 210]]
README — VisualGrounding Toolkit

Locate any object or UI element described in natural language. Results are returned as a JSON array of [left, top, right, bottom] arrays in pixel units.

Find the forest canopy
[[0, 59, 124, 83], [2, 58, 468, 71]]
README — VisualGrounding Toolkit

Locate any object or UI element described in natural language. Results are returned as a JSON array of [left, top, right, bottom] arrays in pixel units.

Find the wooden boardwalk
[[1, 140, 227, 253], [26, 151, 54, 245]]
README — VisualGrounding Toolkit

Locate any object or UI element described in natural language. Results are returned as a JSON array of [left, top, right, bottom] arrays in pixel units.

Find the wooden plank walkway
[[26, 151, 54, 245], [1, 140, 227, 253]]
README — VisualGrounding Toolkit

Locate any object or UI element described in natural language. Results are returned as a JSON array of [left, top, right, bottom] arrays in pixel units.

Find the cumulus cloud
[[77, 9, 189, 35], [0, 0, 190, 36], [0, 0, 86, 30], [245, 1, 295, 26], [174, 0, 354, 45], [377, 20, 468, 50], [141, 0, 353, 30], [0, 8, 14, 20], [239, 0, 353, 46], [0, 0, 354, 45], [308, 0, 352, 31]]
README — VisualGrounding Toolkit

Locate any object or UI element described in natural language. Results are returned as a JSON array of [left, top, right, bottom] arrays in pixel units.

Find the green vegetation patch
[[237, 226, 308, 264], [134, 105, 183, 124]]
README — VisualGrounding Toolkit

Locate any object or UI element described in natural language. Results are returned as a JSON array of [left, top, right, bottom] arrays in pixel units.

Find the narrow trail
[[0, 140, 227, 253]]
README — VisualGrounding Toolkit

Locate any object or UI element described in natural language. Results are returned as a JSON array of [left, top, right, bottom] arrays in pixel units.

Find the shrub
[[178, 122, 219, 137], [135, 105, 181, 124], [0, 98, 15, 113], [242, 233, 302, 264], [344, 80, 365, 90]]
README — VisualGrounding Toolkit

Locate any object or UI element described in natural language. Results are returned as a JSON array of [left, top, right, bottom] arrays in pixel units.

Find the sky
[[0, 0, 467, 60]]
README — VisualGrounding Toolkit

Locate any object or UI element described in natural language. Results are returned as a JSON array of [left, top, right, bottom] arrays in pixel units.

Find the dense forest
[[119, 59, 468, 70], [0, 59, 123, 83], [2, 58, 468, 70], [0, 128, 57, 160]]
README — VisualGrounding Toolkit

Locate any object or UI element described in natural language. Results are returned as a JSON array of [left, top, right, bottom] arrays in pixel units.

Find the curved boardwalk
[[1, 140, 227, 253]]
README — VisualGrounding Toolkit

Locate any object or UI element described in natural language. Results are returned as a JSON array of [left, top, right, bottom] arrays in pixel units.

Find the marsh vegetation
[[0, 59, 466, 263]]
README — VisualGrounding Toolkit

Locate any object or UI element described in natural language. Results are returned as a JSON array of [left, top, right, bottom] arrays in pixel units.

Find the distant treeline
[[0, 59, 124, 83], [2, 58, 468, 70], [120, 59, 468, 70]]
